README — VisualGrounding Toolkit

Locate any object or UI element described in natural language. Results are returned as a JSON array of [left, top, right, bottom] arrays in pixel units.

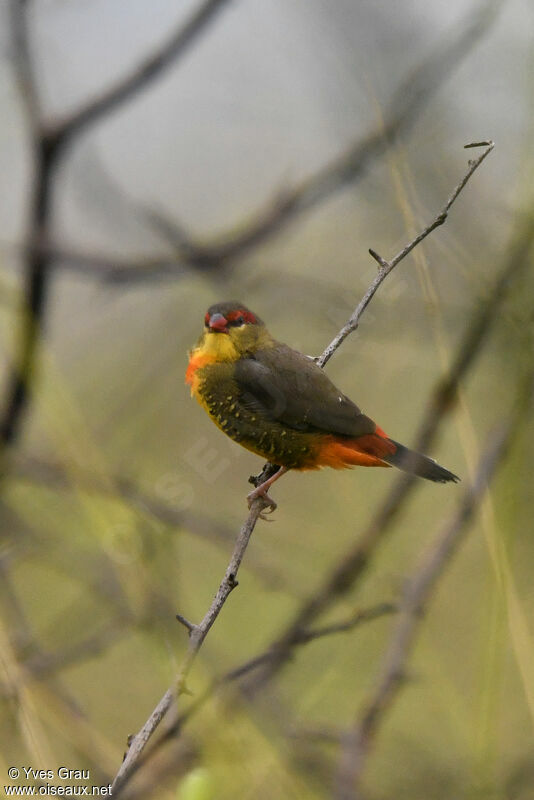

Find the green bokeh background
[[1, 1, 534, 798]]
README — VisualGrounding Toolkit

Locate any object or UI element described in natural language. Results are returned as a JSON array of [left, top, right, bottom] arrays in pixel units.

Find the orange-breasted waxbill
[[186, 301, 459, 508]]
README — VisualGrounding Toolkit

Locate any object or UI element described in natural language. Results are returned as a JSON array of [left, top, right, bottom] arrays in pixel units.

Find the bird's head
[[194, 301, 270, 361]]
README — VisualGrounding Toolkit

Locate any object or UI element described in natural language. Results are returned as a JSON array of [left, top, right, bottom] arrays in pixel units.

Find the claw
[[246, 466, 288, 518], [259, 495, 277, 520], [247, 485, 277, 520]]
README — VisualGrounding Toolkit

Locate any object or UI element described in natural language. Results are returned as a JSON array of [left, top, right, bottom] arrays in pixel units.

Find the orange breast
[[185, 352, 216, 396]]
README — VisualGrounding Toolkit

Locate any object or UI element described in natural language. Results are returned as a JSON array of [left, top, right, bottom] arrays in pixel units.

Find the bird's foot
[[247, 483, 277, 519]]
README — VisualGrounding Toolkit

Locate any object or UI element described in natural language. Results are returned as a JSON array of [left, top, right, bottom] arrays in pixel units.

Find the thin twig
[[291, 603, 397, 646], [318, 141, 494, 368], [334, 370, 534, 800], [222, 603, 396, 685], [111, 496, 270, 795]]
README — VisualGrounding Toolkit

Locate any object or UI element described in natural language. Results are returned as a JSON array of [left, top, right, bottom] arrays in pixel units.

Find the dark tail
[[382, 439, 460, 484]]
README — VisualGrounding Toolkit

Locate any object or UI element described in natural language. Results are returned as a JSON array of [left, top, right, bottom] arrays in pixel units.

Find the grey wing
[[233, 345, 376, 437]]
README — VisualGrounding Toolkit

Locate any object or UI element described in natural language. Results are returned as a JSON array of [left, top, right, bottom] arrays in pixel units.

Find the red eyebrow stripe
[[226, 310, 256, 323]]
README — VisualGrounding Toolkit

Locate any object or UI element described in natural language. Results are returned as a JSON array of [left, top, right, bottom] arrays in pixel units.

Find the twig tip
[[368, 248, 389, 270], [464, 140, 494, 149], [176, 613, 196, 633]]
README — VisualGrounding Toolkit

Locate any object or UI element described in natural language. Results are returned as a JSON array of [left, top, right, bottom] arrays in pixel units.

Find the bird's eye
[[226, 312, 246, 327]]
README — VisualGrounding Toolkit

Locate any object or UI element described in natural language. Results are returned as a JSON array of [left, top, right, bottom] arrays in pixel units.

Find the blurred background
[[1, 0, 534, 798]]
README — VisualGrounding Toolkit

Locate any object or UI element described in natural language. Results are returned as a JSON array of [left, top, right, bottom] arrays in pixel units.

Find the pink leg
[[247, 466, 288, 512]]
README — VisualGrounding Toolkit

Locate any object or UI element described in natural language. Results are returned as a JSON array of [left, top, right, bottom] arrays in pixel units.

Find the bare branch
[[45, 0, 233, 147], [1, 0, 233, 463], [334, 370, 534, 800], [318, 141, 494, 368], [1, 1, 52, 456], [222, 603, 396, 684], [292, 603, 397, 646], [0, 239, 190, 282], [111, 495, 270, 795], [175, 614, 197, 634]]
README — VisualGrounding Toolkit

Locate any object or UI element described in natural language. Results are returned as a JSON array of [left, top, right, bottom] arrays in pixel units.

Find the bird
[[186, 301, 459, 510]]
